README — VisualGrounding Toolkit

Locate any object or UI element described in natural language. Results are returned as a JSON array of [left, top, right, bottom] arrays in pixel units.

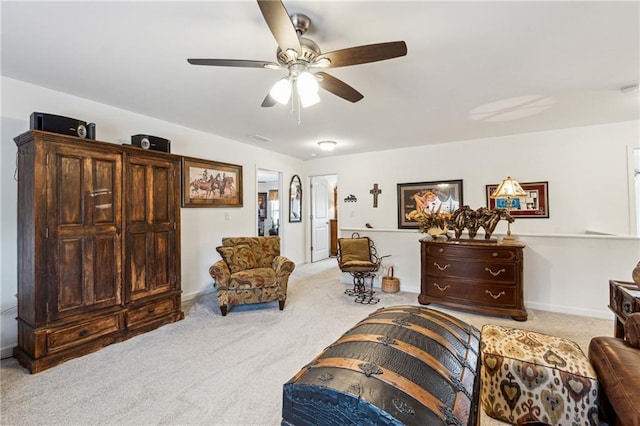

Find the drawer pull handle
[[485, 267, 506, 277], [148, 308, 156, 314], [438, 248, 444, 253], [78, 329, 89, 337], [492, 252, 498, 257], [433, 283, 450, 292], [434, 262, 450, 271], [485, 290, 506, 300]]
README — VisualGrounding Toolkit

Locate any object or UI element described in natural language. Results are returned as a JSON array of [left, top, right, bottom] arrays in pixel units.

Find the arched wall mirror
[[289, 175, 302, 222]]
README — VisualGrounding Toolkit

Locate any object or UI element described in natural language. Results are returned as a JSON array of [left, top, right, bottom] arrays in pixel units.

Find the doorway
[[310, 174, 338, 262], [257, 169, 281, 237]]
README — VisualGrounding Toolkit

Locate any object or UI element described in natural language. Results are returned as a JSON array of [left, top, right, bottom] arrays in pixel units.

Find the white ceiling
[[2, 1, 638, 160]]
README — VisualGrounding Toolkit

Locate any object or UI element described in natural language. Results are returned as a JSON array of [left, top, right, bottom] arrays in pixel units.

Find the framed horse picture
[[181, 157, 243, 207]]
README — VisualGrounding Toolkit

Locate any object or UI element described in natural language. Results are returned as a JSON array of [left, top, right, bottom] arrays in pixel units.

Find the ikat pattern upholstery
[[209, 236, 294, 316], [480, 324, 599, 426]]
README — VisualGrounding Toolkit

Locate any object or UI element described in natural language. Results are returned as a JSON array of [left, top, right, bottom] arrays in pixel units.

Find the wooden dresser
[[419, 239, 527, 321], [13, 130, 183, 373], [609, 280, 640, 338]]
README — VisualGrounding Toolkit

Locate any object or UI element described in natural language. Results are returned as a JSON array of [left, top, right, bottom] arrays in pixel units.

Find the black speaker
[[30, 112, 96, 140], [131, 134, 171, 153]]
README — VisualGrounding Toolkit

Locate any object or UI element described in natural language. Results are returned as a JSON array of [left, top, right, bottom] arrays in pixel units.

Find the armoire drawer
[[47, 314, 123, 353], [127, 298, 176, 328]]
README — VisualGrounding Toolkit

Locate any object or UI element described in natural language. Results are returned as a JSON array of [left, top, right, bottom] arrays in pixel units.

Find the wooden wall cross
[[370, 183, 382, 208]]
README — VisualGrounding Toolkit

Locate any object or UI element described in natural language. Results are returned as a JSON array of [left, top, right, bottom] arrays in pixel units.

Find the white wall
[[304, 121, 640, 318], [0, 77, 305, 357]]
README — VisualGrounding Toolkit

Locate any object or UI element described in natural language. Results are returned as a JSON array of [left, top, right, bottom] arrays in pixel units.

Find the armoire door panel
[[151, 231, 170, 290], [129, 233, 149, 296], [125, 155, 178, 302], [91, 159, 117, 224], [48, 146, 123, 319], [57, 155, 83, 225], [56, 238, 85, 312], [128, 164, 147, 223], [93, 234, 120, 304], [152, 166, 170, 222]]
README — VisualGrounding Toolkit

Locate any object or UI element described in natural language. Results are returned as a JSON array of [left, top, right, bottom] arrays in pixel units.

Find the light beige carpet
[[1, 259, 612, 425]]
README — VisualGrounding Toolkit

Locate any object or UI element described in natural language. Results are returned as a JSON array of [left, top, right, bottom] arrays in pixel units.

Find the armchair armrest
[[209, 260, 230, 288], [273, 256, 295, 277]]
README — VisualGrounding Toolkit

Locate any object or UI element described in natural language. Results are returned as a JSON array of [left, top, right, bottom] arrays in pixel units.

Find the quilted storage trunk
[[282, 305, 481, 425]]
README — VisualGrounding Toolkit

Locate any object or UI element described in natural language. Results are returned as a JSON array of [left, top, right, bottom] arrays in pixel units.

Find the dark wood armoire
[[13, 130, 183, 373]]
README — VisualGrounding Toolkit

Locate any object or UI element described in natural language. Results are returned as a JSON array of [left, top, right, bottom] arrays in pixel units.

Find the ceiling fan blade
[[316, 72, 364, 103], [261, 93, 277, 107], [257, 0, 301, 56], [187, 59, 281, 69], [316, 41, 407, 68]]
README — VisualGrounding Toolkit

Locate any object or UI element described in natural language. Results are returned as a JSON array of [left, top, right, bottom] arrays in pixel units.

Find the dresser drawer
[[47, 314, 123, 352], [425, 243, 518, 261], [127, 298, 176, 328], [427, 258, 517, 283], [425, 277, 517, 308]]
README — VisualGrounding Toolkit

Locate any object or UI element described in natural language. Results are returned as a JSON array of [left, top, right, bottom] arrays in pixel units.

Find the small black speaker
[[131, 134, 171, 153], [30, 112, 96, 140]]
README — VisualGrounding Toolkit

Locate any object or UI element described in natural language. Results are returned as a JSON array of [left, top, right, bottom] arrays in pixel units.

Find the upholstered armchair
[[209, 236, 295, 316]]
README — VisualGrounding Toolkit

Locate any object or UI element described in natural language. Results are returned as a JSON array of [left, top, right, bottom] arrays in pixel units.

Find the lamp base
[[501, 235, 519, 244]]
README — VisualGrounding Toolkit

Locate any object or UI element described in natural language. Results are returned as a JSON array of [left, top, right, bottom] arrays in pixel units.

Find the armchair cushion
[[222, 236, 280, 268], [228, 268, 277, 290], [216, 244, 258, 273]]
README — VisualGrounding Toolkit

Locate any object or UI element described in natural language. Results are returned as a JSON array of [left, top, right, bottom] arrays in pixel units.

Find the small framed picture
[[486, 181, 549, 218], [181, 157, 243, 208]]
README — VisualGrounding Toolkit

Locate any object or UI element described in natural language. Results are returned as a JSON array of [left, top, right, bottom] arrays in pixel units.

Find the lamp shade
[[297, 71, 320, 107], [270, 78, 292, 104], [491, 176, 527, 198]]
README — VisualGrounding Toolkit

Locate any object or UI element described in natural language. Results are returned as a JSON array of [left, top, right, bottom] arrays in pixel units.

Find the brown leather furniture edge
[[588, 312, 640, 426]]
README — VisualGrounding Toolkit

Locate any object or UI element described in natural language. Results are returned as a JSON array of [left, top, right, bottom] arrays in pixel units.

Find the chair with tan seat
[[337, 233, 388, 304], [209, 236, 295, 316]]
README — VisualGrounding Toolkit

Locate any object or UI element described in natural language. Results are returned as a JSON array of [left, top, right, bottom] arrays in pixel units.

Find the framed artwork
[[397, 179, 464, 229], [258, 192, 267, 219], [485, 181, 549, 218], [181, 157, 243, 208]]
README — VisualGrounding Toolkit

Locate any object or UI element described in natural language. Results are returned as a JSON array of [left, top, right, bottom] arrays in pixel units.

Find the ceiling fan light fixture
[[300, 90, 320, 107], [317, 140, 337, 151], [297, 71, 320, 107], [270, 78, 292, 104]]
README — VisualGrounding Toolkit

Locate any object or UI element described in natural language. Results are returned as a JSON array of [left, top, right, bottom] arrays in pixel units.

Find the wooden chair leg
[[220, 305, 228, 316], [279, 300, 285, 311]]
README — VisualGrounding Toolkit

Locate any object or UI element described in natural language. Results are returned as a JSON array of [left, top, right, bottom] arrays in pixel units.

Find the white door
[[311, 177, 329, 262]]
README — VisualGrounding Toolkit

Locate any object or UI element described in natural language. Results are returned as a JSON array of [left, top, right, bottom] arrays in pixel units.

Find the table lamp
[[490, 176, 527, 241]]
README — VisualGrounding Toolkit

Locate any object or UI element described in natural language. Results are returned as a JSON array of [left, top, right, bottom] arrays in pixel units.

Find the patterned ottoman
[[480, 325, 599, 425]]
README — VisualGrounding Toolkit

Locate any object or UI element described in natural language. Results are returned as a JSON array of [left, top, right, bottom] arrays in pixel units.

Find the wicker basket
[[381, 266, 400, 293]]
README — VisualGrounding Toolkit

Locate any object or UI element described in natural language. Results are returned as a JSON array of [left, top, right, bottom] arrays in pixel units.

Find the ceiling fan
[[187, 0, 407, 108]]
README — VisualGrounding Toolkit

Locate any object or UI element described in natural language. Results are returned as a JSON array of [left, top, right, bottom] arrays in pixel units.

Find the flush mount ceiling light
[[317, 140, 337, 151]]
